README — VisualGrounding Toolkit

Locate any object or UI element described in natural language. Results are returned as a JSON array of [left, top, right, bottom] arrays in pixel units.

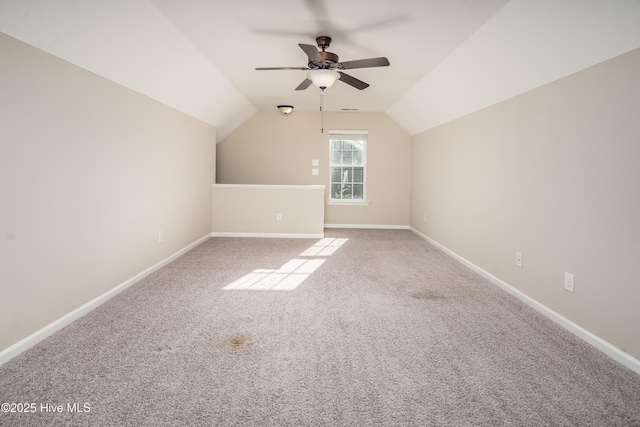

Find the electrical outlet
[[564, 272, 575, 293], [516, 252, 523, 268], [276, 213, 282, 221], [312, 168, 319, 175], [312, 159, 319, 166], [158, 230, 163, 243]]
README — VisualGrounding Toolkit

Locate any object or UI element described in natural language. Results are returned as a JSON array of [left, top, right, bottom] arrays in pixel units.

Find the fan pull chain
[[320, 89, 325, 133]]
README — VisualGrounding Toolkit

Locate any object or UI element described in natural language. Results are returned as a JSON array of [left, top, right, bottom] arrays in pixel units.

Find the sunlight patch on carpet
[[222, 238, 347, 291], [222, 259, 325, 291], [299, 237, 348, 256]]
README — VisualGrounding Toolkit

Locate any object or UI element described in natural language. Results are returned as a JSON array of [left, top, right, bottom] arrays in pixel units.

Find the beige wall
[[216, 111, 411, 227], [411, 48, 640, 360], [0, 34, 216, 352], [212, 184, 325, 237], [3, 26, 637, 368]]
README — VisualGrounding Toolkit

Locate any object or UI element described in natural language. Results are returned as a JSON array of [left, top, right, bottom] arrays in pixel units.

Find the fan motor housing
[[309, 51, 340, 69]]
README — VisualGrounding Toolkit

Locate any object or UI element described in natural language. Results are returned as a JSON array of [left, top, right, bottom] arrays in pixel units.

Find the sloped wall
[[410, 48, 640, 361], [0, 34, 216, 353]]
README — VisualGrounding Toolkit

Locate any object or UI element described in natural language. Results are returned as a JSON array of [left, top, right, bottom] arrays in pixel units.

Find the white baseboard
[[0, 234, 211, 367], [409, 227, 640, 375], [324, 224, 410, 230], [211, 232, 324, 239]]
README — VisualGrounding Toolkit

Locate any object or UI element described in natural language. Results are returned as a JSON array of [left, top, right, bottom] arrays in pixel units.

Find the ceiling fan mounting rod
[[316, 36, 332, 51]]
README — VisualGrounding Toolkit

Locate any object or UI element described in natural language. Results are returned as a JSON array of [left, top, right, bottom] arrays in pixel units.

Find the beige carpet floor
[[1, 229, 639, 426]]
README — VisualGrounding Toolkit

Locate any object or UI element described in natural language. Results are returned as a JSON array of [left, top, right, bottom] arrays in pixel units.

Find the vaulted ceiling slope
[[387, 0, 640, 135], [2, 0, 640, 140]]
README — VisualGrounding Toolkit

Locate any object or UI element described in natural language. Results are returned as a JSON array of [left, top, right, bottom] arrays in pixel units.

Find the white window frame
[[328, 130, 368, 204]]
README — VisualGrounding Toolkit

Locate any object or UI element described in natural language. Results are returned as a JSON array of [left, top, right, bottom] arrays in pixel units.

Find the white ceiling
[[2, 0, 640, 140], [149, 0, 508, 114]]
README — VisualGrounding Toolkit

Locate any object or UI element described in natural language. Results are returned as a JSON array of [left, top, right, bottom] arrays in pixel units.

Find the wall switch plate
[[312, 168, 319, 175], [312, 159, 319, 166], [276, 213, 282, 221], [516, 252, 523, 268], [158, 230, 163, 243], [423, 214, 427, 223], [564, 272, 575, 293]]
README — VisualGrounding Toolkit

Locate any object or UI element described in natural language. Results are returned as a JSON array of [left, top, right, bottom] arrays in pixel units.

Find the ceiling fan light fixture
[[277, 105, 294, 115], [307, 69, 340, 89]]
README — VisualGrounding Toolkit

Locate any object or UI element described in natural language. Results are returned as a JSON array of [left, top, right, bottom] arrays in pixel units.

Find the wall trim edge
[[0, 234, 211, 367], [211, 232, 324, 239], [409, 227, 640, 375], [324, 224, 410, 230]]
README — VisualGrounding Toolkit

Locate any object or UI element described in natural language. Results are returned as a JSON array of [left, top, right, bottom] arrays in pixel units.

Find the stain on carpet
[[221, 333, 253, 353], [411, 290, 450, 300], [410, 287, 482, 300]]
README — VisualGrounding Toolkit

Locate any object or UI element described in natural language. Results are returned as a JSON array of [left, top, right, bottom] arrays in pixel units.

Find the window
[[329, 131, 367, 201]]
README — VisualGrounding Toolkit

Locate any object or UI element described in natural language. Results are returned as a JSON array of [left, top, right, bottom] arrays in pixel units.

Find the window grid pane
[[329, 134, 366, 201], [352, 184, 363, 199], [331, 167, 342, 182]]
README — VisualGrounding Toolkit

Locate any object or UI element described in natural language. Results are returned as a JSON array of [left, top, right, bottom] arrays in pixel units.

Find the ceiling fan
[[255, 36, 390, 91]]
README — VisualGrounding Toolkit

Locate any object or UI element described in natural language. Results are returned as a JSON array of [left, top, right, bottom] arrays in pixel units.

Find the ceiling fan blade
[[252, 29, 314, 39], [340, 57, 390, 70], [299, 43, 323, 64], [354, 15, 408, 33], [338, 72, 369, 90], [255, 67, 309, 70], [295, 78, 313, 90], [303, 0, 329, 22]]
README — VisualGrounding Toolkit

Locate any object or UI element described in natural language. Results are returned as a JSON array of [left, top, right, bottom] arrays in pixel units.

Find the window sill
[[326, 200, 370, 206]]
